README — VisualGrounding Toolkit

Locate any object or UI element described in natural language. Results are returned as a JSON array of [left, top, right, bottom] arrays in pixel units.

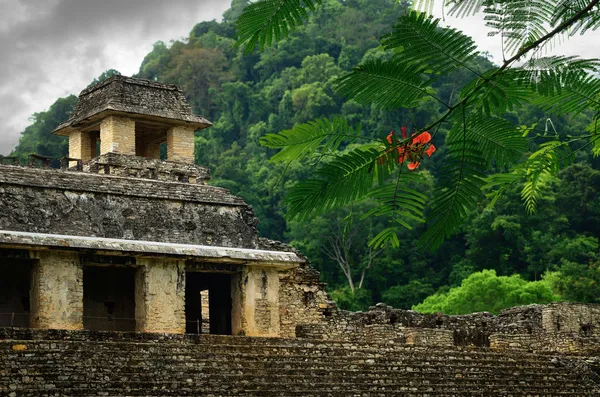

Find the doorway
[[0, 257, 32, 328], [83, 266, 136, 331], [185, 272, 232, 335]]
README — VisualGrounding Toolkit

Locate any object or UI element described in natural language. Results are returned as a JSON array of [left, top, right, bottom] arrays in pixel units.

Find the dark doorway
[[185, 272, 232, 335], [0, 257, 32, 328], [83, 266, 136, 331]]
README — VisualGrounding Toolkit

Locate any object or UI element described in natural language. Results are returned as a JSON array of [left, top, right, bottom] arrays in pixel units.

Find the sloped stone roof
[[53, 75, 211, 135]]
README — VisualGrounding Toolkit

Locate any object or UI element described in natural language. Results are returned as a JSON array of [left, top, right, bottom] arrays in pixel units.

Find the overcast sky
[[0, 1, 599, 155], [0, 0, 230, 154]]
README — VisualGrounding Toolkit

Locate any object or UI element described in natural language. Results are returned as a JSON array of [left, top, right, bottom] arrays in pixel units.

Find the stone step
[[0, 382, 592, 397], [0, 341, 565, 366]]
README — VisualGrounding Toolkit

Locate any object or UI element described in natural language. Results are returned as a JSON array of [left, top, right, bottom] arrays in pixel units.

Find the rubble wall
[[0, 164, 259, 248]]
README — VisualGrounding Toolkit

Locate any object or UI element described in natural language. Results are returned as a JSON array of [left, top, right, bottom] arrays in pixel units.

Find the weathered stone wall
[[29, 251, 83, 330], [232, 267, 281, 337], [135, 258, 186, 334], [85, 153, 211, 184], [294, 302, 600, 355], [69, 130, 96, 163], [0, 164, 260, 248], [1, 328, 599, 396]]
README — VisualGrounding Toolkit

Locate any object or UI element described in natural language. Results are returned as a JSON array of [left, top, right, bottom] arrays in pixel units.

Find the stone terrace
[[1, 328, 599, 397]]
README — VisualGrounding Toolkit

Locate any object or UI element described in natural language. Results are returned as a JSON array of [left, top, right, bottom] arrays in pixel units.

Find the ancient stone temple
[[1, 76, 599, 396]]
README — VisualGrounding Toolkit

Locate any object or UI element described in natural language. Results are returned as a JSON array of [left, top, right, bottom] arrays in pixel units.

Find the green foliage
[[382, 12, 479, 76], [382, 280, 434, 309], [413, 270, 560, 315], [10, 96, 77, 162], [238, 0, 600, 250], [235, 0, 323, 52], [330, 287, 372, 311]]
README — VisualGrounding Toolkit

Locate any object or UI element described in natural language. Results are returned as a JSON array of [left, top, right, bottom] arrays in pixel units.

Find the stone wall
[[293, 301, 600, 355], [85, 153, 211, 184], [29, 251, 83, 330], [0, 163, 260, 248], [135, 258, 186, 334], [167, 126, 195, 163], [1, 328, 599, 396]]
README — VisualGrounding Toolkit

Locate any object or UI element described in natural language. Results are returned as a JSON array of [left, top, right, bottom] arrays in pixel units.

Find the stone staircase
[[0, 329, 599, 396]]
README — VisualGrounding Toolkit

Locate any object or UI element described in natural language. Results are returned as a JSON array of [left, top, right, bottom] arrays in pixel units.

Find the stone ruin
[[0, 75, 599, 396]]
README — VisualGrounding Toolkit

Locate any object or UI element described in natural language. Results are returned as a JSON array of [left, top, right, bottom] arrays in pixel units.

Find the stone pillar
[[100, 115, 136, 155], [135, 258, 185, 334], [69, 130, 96, 163], [30, 251, 83, 330], [231, 267, 280, 337], [167, 126, 195, 163]]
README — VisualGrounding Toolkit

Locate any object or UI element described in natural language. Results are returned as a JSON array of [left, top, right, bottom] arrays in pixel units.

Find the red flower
[[382, 127, 436, 171]]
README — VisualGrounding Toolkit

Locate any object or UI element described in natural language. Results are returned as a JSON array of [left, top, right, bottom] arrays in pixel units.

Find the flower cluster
[[384, 126, 436, 170]]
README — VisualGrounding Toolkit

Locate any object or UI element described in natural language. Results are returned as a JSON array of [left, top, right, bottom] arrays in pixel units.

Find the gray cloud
[[0, 0, 230, 154]]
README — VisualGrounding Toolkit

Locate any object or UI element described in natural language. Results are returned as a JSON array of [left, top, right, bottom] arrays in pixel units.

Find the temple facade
[[0, 76, 330, 337]]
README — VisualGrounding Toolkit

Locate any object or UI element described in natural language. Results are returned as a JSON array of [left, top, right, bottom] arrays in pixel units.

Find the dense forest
[[9, 0, 600, 313]]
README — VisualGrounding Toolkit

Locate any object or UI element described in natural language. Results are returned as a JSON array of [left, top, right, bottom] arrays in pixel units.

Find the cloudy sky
[[0, 0, 230, 154], [0, 1, 599, 154]]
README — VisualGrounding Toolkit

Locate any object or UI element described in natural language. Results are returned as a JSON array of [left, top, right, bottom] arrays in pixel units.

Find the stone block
[[69, 130, 97, 163], [135, 258, 186, 334], [232, 267, 280, 337], [405, 328, 453, 347], [167, 126, 195, 163], [30, 251, 83, 330], [100, 116, 135, 155]]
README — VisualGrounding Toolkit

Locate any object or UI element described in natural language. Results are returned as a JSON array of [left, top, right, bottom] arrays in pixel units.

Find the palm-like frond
[[285, 147, 384, 221], [532, 71, 600, 116], [420, 120, 488, 250], [335, 60, 434, 109], [484, 1, 558, 56], [552, 0, 600, 35], [521, 141, 571, 213], [383, 12, 480, 76], [235, 0, 322, 52], [461, 69, 533, 115], [457, 116, 527, 166], [260, 117, 360, 165], [363, 174, 429, 248]]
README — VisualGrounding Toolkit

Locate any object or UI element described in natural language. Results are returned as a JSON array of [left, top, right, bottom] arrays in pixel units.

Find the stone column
[[69, 130, 96, 163], [135, 258, 185, 334], [30, 251, 83, 330], [167, 126, 195, 163], [100, 115, 136, 155], [231, 267, 280, 337]]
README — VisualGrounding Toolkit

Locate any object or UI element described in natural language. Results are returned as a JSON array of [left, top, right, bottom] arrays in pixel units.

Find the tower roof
[[53, 75, 211, 136]]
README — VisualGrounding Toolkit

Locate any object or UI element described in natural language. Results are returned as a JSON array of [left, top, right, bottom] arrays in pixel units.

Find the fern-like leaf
[[285, 147, 383, 221], [532, 70, 600, 116], [235, 0, 322, 52], [335, 60, 435, 109], [552, 0, 600, 36], [522, 141, 571, 213], [484, 0, 558, 56], [260, 117, 359, 165], [457, 115, 527, 166], [383, 11, 480, 76], [420, 119, 488, 250]]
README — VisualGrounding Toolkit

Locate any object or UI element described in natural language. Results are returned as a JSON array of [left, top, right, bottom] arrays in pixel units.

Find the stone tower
[[53, 76, 211, 164]]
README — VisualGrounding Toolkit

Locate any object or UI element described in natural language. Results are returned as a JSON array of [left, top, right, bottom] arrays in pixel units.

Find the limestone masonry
[[0, 76, 599, 396]]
